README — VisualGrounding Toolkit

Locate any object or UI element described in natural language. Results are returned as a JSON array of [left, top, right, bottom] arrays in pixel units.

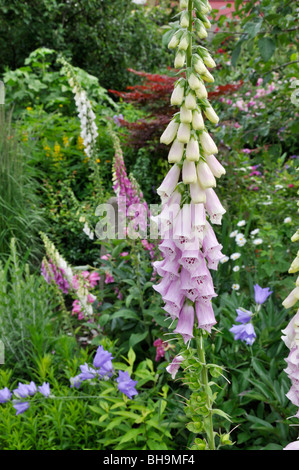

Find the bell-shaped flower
[[195, 299, 217, 333], [171, 84, 185, 106], [195, 82, 208, 99], [189, 179, 207, 204], [183, 160, 197, 184], [173, 204, 192, 241], [188, 73, 202, 90], [201, 70, 215, 83], [191, 202, 206, 238], [197, 160, 217, 189], [180, 105, 193, 123], [168, 30, 183, 49], [160, 119, 179, 145], [205, 154, 226, 178], [177, 122, 191, 143], [166, 355, 184, 379], [199, 130, 218, 155], [179, 249, 201, 274], [186, 137, 200, 162], [184, 91, 197, 110], [168, 139, 185, 163], [203, 105, 219, 123], [174, 303, 195, 344], [205, 188, 226, 224], [174, 50, 186, 69], [192, 109, 205, 130], [201, 52, 216, 68], [178, 33, 190, 51], [193, 55, 209, 75], [163, 278, 185, 318], [156, 164, 180, 199], [180, 10, 190, 28], [283, 287, 299, 309]]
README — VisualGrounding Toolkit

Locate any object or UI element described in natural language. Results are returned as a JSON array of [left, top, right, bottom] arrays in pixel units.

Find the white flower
[[253, 238, 263, 245], [275, 184, 283, 190], [233, 265, 240, 272], [284, 217, 292, 224], [219, 255, 229, 264], [250, 228, 259, 236], [232, 284, 240, 291], [229, 230, 239, 238], [237, 220, 246, 227], [83, 222, 94, 240], [230, 252, 241, 260], [235, 233, 247, 246]]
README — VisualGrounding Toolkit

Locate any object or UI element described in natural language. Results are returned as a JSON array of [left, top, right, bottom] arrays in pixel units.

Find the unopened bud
[[177, 122, 191, 143], [171, 83, 185, 106], [184, 91, 197, 110]]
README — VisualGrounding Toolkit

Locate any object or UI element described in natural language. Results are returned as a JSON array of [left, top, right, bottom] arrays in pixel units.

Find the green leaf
[[119, 427, 142, 445], [111, 309, 139, 321], [129, 330, 148, 349], [231, 40, 243, 67], [258, 37, 276, 62]]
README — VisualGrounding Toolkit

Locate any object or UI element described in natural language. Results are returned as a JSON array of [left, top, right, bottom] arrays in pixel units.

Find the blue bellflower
[[229, 323, 256, 346], [116, 371, 138, 399], [254, 284, 273, 305]]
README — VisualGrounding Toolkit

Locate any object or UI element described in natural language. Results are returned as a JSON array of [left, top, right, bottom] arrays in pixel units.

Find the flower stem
[[196, 331, 216, 450], [187, 0, 193, 68]]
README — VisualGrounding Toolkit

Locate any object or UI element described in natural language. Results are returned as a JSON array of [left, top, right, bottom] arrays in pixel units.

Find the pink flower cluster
[[282, 310, 299, 418], [220, 78, 276, 113], [153, 338, 168, 362]]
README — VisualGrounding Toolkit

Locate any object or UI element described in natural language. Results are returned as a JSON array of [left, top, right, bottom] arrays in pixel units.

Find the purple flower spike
[[254, 284, 273, 305], [116, 371, 138, 399], [235, 308, 253, 324], [38, 382, 51, 397], [0, 387, 12, 403], [13, 401, 30, 415]]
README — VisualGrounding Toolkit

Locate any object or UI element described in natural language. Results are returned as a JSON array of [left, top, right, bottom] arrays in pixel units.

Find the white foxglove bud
[[168, 139, 185, 163], [180, 105, 193, 123], [201, 70, 214, 83], [186, 138, 200, 162], [202, 52, 216, 68], [177, 122, 191, 143], [174, 50, 186, 69], [171, 83, 185, 106], [205, 154, 226, 178], [282, 287, 299, 309], [160, 120, 179, 145], [189, 179, 207, 203], [195, 82, 208, 99], [192, 109, 205, 130], [184, 91, 197, 110], [193, 55, 208, 75], [197, 160, 216, 188], [178, 33, 190, 51], [188, 73, 202, 90], [183, 160, 197, 184], [180, 11, 189, 28], [194, 19, 208, 39], [199, 130, 218, 155], [180, 0, 188, 8], [203, 105, 219, 124], [168, 30, 183, 49]]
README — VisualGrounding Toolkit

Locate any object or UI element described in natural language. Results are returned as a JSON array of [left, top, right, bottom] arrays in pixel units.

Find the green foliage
[[0, 239, 60, 377], [0, 1, 172, 91], [0, 106, 46, 262]]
